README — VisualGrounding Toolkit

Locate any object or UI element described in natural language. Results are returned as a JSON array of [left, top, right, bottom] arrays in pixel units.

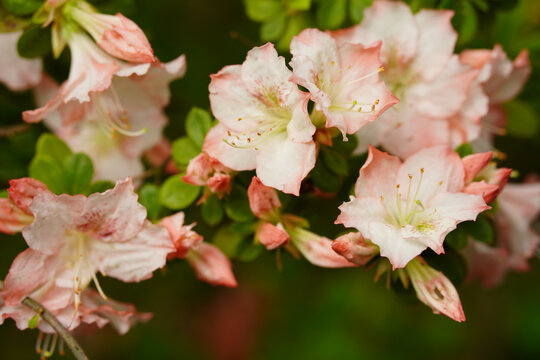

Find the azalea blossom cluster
[[0, 0, 538, 357]]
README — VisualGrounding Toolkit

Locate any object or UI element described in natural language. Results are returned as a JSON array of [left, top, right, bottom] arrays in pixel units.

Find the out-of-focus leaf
[[446, 228, 468, 250], [286, 0, 311, 11], [138, 183, 162, 221], [0, 7, 30, 32], [159, 174, 200, 210], [29, 155, 65, 194], [35, 133, 72, 166], [86, 180, 114, 194], [462, 215, 494, 245], [212, 224, 244, 257], [201, 194, 224, 226], [456, 1, 478, 45], [2, 0, 43, 16], [63, 153, 94, 195], [225, 184, 255, 222], [310, 158, 340, 193], [17, 24, 51, 58], [185, 107, 212, 148], [171, 136, 199, 166], [424, 248, 467, 285], [455, 143, 474, 158], [244, 0, 282, 22], [316, 0, 346, 30], [321, 146, 348, 176], [260, 13, 287, 41], [349, 0, 373, 23], [333, 133, 359, 155], [504, 101, 538, 138], [276, 13, 311, 51], [87, 0, 135, 15], [237, 242, 263, 261]]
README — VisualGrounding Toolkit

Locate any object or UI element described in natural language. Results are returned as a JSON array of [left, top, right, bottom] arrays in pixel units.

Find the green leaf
[[332, 133, 359, 155], [171, 136, 200, 166], [185, 107, 212, 148], [231, 220, 258, 236], [201, 194, 224, 226], [2, 0, 43, 16], [17, 24, 51, 58], [504, 101, 539, 138], [86, 180, 114, 194], [27, 313, 40, 329], [237, 242, 263, 261], [29, 155, 65, 194], [0, 190, 8, 198], [462, 215, 494, 245], [63, 153, 94, 195], [159, 174, 201, 210], [316, 0, 346, 30], [225, 184, 255, 222], [35, 133, 72, 166], [244, 0, 283, 22], [456, 1, 477, 45], [349, 0, 373, 24], [260, 13, 287, 41], [138, 183, 162, 221], [321, 146, 348, 176], [446, 228, 468, 250], [424, 248, 467, 285], [454, 143, 473, 158], [276, 13, 311, 51], [286, 0, 311, 11], [211, 225, 245, 257], [310, 158, 340, 193]]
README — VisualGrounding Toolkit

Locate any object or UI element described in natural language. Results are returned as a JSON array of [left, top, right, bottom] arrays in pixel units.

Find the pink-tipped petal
[[187, 242, 237, 287]]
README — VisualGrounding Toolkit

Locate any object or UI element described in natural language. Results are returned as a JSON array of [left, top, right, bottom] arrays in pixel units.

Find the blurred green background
[[1, 0, 540, 359]]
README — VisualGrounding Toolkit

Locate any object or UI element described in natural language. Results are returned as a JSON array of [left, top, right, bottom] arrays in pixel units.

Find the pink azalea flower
[[183, 153, 232, 197], [289, 28, 398, 137], [0, 178, 50, 234], [0, 31, 42, 91], [160, 212, 237, 287], [461, 152, 511, 204], [66, 1, 155, 63], [460, 45, 531, 151], [1, 178, 174, 316], [406, 258, 466, 322], [31, 53, 186, 183], [0, 286, 151, 335], [336, 145, 489, 269], [333, 1, 483, 158], [204, 43, 316, 195], [331, 232, 378, 266]]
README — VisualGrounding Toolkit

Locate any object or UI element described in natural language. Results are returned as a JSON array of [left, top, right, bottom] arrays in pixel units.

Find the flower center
[[92, 85, 147, 138], [379, 168, 443, 228]]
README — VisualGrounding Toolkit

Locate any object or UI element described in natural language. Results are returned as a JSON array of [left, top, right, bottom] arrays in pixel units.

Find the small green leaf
[[244, 0, 283, 22], [17, 24, 51, 58], [456, 1, 477, 46], [86, 180, 114, 194], [349, 0, 373, 24], [310, 158, 340, 193], [27, 313, 40, 329], [333, 133, 359, 155], [286, 0, 311, 11], [29, 155, 65, 194], [159, 174, 201, 210], [454, 143, 473, 158], [201, 194, 224, 226], [237, 242, 263, 261], [35, 133, 72, 166], [462, 215, 494, 245], [185, 107, 213, 148], [171, 137, 200, 166], [2, 0, 43, 16], [138, 183, 162, 221], [321, 146, 348, 176], [276, 13, 311, 51], [260, 13, 287, 41], [231, 220, 258, 236], [225, 185, 255, 222], [212, 225, 245, 257], [63, 153, 94, 195], [316, 0, 346, 30], [446, 228, 468, 250], [504, 101, 539, 139]]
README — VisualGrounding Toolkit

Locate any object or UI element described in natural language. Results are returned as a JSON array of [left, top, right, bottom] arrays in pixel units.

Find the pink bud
[[247, 177, 281, 220], [183, 153, 213, 186], [257, 222, 289, 250], [207, 173, 231, 194], [332, 232, 378, 266], [8, 178, 49, 215], [0, 199, 34, 234], [406, 258, 466, 322], [187, 243, 237, 287], [160, 212, 202, 259]]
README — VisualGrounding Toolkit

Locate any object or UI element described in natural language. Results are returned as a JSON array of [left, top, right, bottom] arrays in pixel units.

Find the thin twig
[[0, 124, 30, 137], [0, 280, 89, 360]]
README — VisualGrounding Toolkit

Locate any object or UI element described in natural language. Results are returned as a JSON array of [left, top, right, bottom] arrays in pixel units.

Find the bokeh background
[[1, 0, 540, 359]]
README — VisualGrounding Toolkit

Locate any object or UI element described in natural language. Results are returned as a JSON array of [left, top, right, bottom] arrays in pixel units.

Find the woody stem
[[0, 280, 89, 360]]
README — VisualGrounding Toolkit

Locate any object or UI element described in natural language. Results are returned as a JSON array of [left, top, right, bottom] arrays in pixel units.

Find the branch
[[0, 280, 89, 360]]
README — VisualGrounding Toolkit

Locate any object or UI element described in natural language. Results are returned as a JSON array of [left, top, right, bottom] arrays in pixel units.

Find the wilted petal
[[160, 212, 202, 259]]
